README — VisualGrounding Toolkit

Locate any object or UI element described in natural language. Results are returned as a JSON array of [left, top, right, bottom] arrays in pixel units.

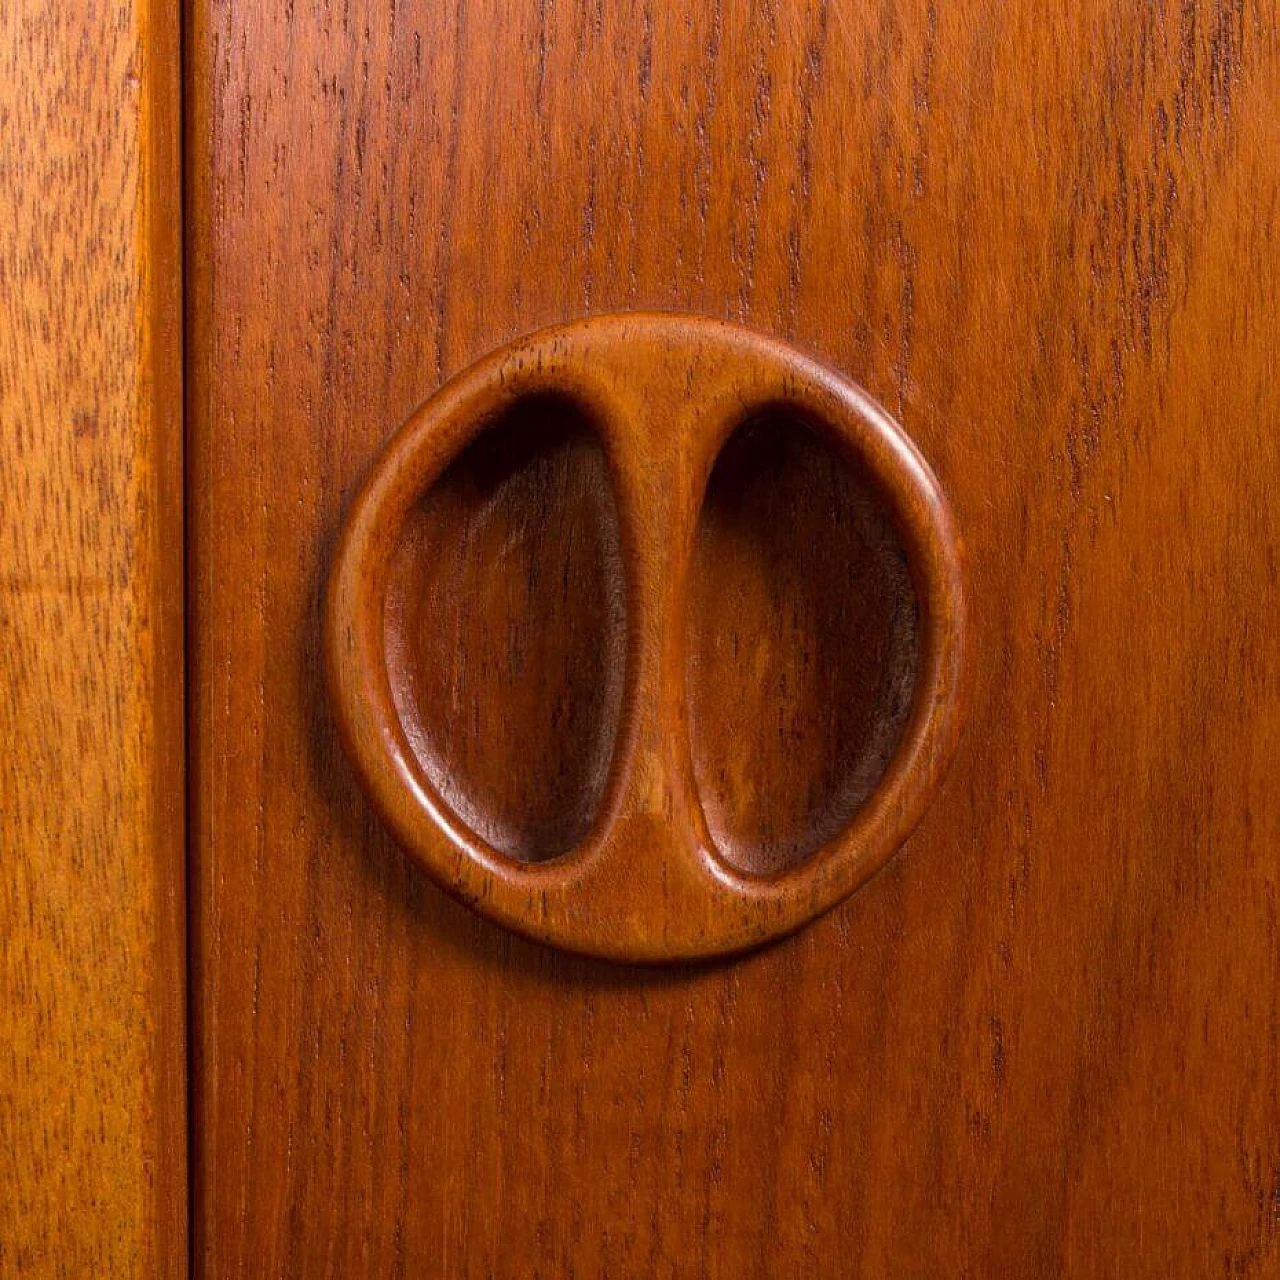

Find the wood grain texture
[[0, 0, 186, 1275], [189, 0, 1280, 1273]]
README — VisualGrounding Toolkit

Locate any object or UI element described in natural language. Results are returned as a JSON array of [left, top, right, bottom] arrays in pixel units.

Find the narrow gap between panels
[[179, 0, 199, 1271]]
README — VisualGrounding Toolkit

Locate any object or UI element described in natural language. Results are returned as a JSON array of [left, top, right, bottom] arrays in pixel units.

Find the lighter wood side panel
[[0, 0, 186, 1273]]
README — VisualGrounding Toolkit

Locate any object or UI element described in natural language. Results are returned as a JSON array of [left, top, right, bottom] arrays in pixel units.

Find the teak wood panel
[[0, 0, 186, 1274], [189, 1, 1280, 1275]]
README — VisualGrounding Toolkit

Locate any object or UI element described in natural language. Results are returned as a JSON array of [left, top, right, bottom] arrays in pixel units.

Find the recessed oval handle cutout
[[383, 393, 627, 862], [686, 410, 920, 876]]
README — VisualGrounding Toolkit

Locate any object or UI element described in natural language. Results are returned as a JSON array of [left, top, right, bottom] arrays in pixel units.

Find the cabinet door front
[[188, 3, 1280, 1274]]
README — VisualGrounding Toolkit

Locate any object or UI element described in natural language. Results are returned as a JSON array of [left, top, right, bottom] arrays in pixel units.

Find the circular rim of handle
[[325, 312, 969, 961]]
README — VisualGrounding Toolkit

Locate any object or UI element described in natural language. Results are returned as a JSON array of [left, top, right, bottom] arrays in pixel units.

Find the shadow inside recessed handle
[[685, 408, 921, 877], [382, 392, 627, 863]]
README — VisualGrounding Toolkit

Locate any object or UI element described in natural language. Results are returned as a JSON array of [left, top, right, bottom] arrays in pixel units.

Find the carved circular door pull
[[325, 314, 967, 961]]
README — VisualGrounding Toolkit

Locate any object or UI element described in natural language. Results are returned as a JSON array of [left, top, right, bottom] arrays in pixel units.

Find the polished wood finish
[[0, 0, 186, 1273], [326, 313, 964, 959], [190, 0, 1280, 1272]]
